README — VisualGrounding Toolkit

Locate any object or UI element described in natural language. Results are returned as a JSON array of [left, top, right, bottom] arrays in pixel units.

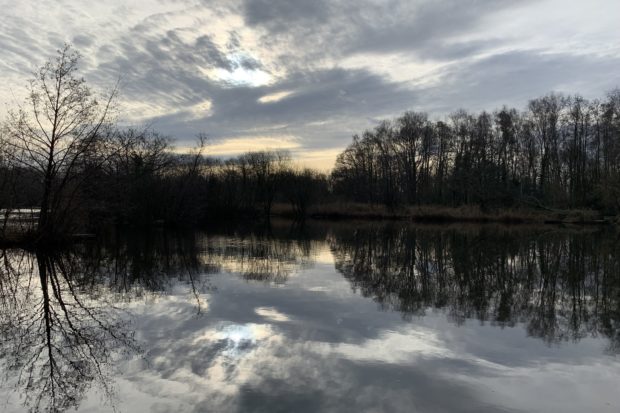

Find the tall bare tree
[[2, 44, 117, 240]]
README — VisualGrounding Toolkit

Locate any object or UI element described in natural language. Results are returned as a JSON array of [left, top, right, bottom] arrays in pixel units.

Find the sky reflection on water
[[1, 223, 619, 412]]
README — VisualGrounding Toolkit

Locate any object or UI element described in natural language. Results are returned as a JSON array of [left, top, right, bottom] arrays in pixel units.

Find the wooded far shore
[[2, 46, 620, 246]]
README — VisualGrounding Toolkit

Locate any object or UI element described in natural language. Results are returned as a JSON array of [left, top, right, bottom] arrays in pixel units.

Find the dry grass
[[271, 202, 605, 225]]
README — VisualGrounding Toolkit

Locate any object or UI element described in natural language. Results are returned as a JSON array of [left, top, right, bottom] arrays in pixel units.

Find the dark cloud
[[212, 68, 415, 124], [143, 47, 620, 155], [420, 50, 620, 113], [96, 28, 235, 107], [72, 34, 94, 47], [242, 0, 532, 62], [343, 0, 524, 56], [144, 66, 420, 151], [2, 0, 619, 166], [243, 0, 330, 29]]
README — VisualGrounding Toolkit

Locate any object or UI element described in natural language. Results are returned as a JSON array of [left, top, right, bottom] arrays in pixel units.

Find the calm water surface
[[1, 222, 619, 412]]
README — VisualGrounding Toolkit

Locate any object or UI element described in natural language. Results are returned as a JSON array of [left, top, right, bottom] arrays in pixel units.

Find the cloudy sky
[[1, 0, 619, 169]]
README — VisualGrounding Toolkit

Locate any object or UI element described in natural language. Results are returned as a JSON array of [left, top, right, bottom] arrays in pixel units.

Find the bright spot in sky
[[258, 90, 293, 103], [214, 66, 272, 87]]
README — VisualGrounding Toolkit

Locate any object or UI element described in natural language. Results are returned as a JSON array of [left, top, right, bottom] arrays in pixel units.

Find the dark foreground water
[[1, 222, 619, 412]]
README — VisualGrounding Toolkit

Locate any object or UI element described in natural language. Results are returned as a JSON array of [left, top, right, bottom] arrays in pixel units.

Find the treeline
[[332, 91, 620, 212], [0, 45, 329, 241], [2, 45, 620, 243], [79, 130, 329, 226], [0, 127, 329, 232]]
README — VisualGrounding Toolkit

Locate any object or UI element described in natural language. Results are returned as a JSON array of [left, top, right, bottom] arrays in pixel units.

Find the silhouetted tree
[[332, 89, 620, 213], [2, 44, 117, 240]]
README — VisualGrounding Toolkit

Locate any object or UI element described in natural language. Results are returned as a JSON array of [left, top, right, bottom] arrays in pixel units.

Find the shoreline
[[274, 203, 615, 226], [1, 205, 616, 249]]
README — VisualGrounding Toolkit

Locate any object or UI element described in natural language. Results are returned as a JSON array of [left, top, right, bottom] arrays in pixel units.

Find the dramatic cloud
[[1, 0, 619, 169]]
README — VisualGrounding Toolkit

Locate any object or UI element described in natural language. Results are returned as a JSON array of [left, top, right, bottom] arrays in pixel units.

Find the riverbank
[[273, 203, 613, 225], [1, 204, 614, 249]]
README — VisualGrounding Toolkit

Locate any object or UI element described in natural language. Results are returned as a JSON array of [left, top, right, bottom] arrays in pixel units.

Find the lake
[[0, 221, 618, 412]]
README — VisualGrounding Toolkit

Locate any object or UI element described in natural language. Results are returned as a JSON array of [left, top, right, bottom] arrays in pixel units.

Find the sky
[[1, 0, 619, 170]]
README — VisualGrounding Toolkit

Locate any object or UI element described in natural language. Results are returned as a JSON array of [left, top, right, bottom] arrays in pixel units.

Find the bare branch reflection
[[0, 249, 139, 412], [1, 223, 619, 412]]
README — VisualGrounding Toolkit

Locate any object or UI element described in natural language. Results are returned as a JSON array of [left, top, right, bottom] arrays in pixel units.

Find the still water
[[0, 222, 619, 412]]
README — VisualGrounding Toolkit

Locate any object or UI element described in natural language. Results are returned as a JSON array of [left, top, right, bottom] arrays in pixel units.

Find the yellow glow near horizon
[[292, 148, 341, 172], [174, 135, 341, 171], [205, 136, 300, 156]]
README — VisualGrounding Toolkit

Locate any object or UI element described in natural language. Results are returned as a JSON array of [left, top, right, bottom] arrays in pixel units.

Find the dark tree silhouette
[[2, 44, 117, 240], [332, 90, 620, 213], [0, 249, 139, 412]]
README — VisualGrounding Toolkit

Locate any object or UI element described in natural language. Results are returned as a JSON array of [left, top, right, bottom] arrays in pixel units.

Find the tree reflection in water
[[0, 249, 140, 412], [0, 227, 314, 412], [0, 224, 619, 411], [330, 224, 620, 352]]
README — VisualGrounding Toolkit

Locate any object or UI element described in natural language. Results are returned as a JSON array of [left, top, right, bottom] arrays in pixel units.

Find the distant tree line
[[2, 45, 620, 243], [0, 45, 328, 241], [82, 133, 329, 227], [332, 91, 620, 212], [0, 123, 329, 235]]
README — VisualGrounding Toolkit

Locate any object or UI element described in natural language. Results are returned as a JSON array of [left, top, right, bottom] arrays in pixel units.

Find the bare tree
[[2, 44, 117, 240], [332, 89, 620, 214]]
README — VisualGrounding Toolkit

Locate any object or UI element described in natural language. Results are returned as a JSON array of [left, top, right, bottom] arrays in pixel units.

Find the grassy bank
[[0, 204, 612, 250], [272, 203, 610, 225]]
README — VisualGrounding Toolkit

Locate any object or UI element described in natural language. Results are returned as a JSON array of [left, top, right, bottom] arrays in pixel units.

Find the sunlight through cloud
[[258, 90, 293, 103]]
